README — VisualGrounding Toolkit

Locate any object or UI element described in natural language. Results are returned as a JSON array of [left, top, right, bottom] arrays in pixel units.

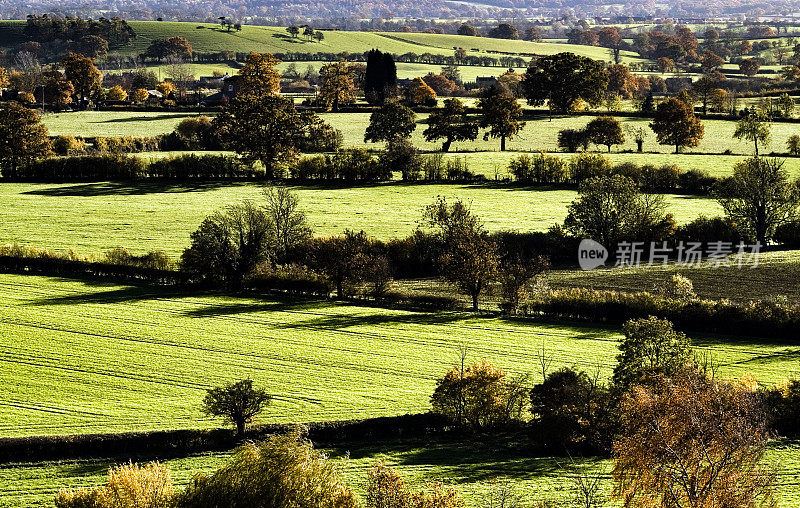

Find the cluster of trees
[[359, 85, 524, 153], [431, 315, 782, 506], [562, 154, 800, 248], [20, 14, 135, 61], [285, 24, 324, 42], [143, 35, 193, 61], [56, 426, 472, 508]]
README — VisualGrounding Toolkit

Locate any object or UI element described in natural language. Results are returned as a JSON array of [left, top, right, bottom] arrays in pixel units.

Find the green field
[[39, 111, 800, 178], [0, 182, 720, 257], [322, 113, 800, 158], [1, 273, 799, 439], [0, 20, 637, 65], [3, 438, 800, 508]]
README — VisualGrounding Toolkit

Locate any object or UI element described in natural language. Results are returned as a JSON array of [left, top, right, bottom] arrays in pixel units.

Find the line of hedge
[[6, 154, 260, 182], [0, 413, 446, 464], [527, 288, 800, 340], [0, 256, 188, 285]]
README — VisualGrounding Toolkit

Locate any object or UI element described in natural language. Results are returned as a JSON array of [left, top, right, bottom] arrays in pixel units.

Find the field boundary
[[0, 413, 447, 464]]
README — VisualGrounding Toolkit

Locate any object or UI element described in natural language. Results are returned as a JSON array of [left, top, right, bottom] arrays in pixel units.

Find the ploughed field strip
[[0, 274, 799, 438]]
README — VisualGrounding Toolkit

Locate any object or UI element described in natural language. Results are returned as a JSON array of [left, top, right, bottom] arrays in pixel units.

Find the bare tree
[[263, 184, 312, 263], [535, 340, 553, 382], [477, 480, 524, 508]]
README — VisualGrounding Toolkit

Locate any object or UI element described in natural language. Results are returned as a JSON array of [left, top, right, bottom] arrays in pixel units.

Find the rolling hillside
[[0, 20, 644, 64]]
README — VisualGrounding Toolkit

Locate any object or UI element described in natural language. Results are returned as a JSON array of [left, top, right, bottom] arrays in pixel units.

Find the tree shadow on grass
[[95, 113, 194, 124], [275, 310, 469, 330], [22, 181, 250, 197], [58, 461, 111, 478], [327, 437, 603, 484], [26, 284, 195, 306], [182, 298, 333, 318]]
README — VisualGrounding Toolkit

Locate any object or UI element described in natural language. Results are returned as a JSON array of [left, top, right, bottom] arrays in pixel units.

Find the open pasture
[[39, 110, 800, 179], [0, 182, 719, 257], [41, 111, 198, 138], [1, 273, 799, 440], [322, 112, 800, 159]]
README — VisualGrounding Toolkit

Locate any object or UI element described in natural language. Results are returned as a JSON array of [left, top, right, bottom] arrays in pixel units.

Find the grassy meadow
[[1, 273, 800, 505], [1, 273, 799, 439], [0, 20, 632, 65], [38, 110, 800, 181], [0, 182, 720, 257]]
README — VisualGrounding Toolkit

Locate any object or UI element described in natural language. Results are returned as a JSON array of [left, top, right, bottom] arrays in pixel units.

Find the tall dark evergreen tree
[[364, 49, 397, 105]]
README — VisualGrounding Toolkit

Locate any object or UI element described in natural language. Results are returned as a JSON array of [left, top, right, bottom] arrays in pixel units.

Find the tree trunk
[[236, 419, 246, 438], [636, 140, 643, 152], [500, 135, 506, 151], [442, 139, 452, 152], [755, 138, 759, 157], [471, 292, 479, 311], [336, 280, 343, 299]]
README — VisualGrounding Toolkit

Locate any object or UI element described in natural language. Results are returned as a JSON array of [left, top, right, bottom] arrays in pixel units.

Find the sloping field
[[0, 20, 627, 63], [387, 32, 645, 63], [1, 273, 799, 439], [0, 183, 720, 257]]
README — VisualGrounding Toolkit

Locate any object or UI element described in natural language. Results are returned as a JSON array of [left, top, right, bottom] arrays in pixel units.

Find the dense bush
[[764, 380, 800, 438], [15, 154, 147, 181], [530, 367, 614, 454], [430, 359, 528, 431], [509, 152, 567, 184], [528, 287, 800, 339], [177, 427, 358, 508], [0, 244, 184, 285], [568, 152, 612, 184], [103, 247, 172, 271], [679, 168, 717, 194], [379, 138, 423, 181], [147, 154, 259, 179], [292, 149, 388, 182], [94, 136, 162, 153], [674, 215, 743, 245], [247, 263, 332, 296], [52, 135, 88, 156], [297, 122, 344, 153], [55, 462, 174, 508], [774, 220, 800, 247], [557, 128, 588, 152], [639, 164, 681, 192]]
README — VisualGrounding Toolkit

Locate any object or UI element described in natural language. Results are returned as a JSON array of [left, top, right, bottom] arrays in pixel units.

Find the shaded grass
[[1, 436, 799, 507], [548, 250, 800, 304]]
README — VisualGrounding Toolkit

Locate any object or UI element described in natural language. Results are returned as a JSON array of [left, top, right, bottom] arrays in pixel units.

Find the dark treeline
[[0, 413, 443, 463]]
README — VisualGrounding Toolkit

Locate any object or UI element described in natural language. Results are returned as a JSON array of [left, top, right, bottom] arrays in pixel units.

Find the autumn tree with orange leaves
[[612, 368, 777, 508]]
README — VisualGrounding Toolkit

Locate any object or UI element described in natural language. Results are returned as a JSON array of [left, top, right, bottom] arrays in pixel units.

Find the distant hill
[[0, 20, 646, 64]]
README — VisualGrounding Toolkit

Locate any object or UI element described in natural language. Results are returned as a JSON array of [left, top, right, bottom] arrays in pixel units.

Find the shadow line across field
[[22, 181, 248, 196], [275, 311, 468, 330], [96, 114, 194, 124]]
